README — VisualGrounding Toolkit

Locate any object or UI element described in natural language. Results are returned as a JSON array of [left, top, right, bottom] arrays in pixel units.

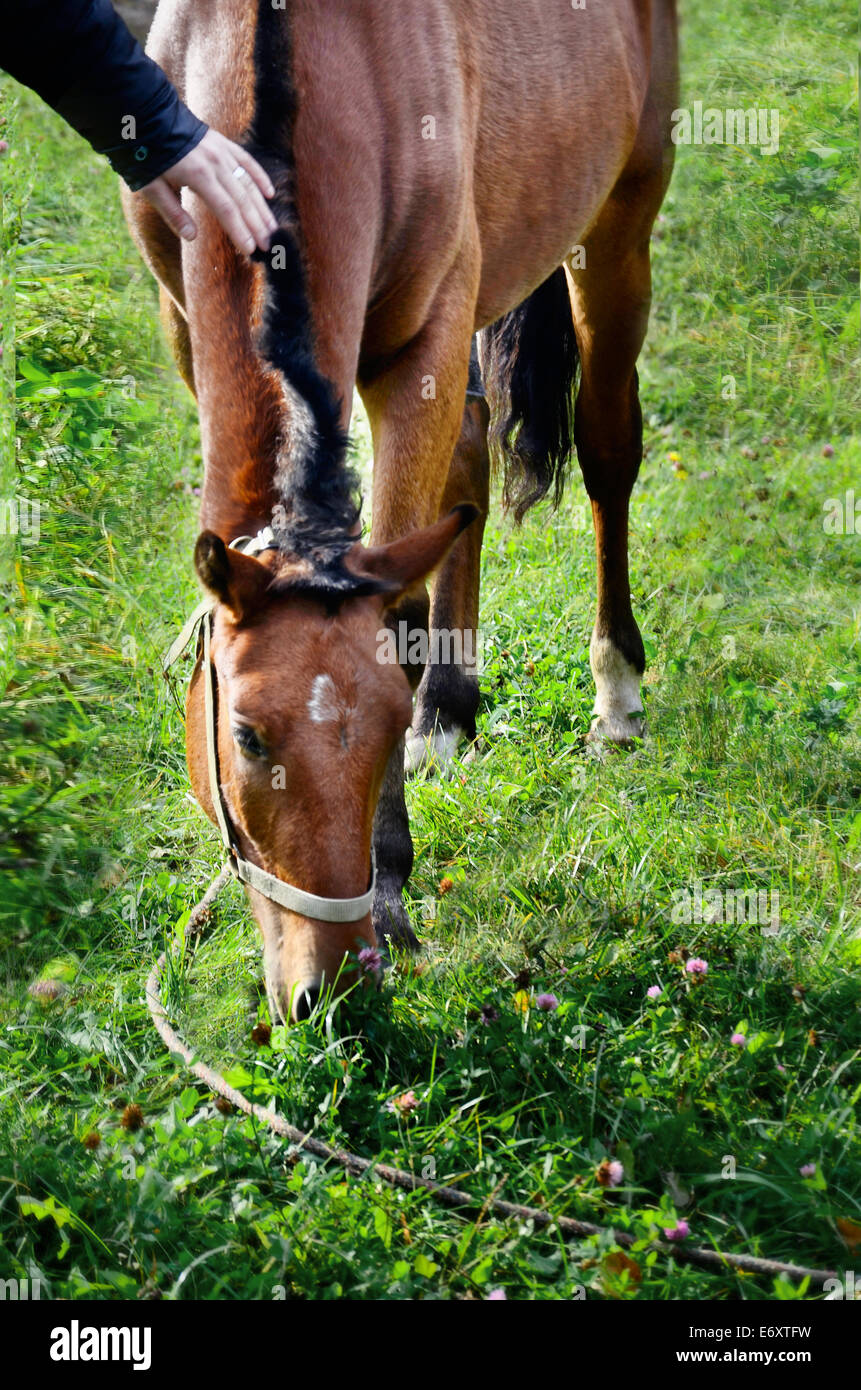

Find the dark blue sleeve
[[1, 0, 208, 189]]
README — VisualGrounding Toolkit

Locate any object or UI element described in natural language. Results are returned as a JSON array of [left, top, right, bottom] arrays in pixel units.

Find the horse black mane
[[245, 0, 364, 590]]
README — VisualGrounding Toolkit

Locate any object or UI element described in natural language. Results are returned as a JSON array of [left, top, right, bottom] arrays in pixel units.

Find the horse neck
[[189, 254, 284, 545], [196, 381, 284, 543]]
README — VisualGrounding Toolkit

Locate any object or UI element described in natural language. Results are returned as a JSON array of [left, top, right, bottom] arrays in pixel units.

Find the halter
[[163, 530, 376, 923]]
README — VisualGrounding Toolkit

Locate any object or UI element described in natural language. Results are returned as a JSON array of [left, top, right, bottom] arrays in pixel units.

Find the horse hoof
[[586, 711, 645, 750], [373, 890, 420, 952]]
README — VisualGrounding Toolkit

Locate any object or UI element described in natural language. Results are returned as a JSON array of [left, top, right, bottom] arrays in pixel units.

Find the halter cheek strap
[[165, 531, 375, 924]]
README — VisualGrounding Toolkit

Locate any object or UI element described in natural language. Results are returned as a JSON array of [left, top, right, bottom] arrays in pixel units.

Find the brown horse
[[124, 0, 678, 1022]]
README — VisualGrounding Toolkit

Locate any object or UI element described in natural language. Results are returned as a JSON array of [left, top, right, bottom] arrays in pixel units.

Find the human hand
[[137, 128, 278, 255]]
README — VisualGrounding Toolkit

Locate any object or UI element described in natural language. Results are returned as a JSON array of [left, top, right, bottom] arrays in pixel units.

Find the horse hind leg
[[121, 187, 195, 394], [406, 342, 490, 774], [567, 145, 667, 748], [161, 291, 195, 396]]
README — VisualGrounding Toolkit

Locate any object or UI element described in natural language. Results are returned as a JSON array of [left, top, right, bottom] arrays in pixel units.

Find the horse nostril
[[293, 983, 321, 1021]]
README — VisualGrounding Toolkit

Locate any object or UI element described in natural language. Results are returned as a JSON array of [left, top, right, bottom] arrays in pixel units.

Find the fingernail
[[245, 238, 256, 253], [181, 222, 195, 239]]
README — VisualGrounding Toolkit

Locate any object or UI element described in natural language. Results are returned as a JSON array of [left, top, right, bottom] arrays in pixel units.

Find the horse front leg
[[359, 260, 480, 947]]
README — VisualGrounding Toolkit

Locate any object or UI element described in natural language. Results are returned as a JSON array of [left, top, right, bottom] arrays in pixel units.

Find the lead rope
[[145, 871, 837, 1291]]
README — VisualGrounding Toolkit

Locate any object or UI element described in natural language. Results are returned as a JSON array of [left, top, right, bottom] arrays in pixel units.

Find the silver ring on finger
[[231, 165, 248, 181]]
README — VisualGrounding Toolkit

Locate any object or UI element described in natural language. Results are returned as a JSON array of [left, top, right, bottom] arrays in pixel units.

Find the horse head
[[185, 504, 478, 1022]]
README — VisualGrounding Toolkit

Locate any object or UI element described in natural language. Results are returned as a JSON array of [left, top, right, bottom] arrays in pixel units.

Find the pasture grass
[[0, 0, 858, 1300]]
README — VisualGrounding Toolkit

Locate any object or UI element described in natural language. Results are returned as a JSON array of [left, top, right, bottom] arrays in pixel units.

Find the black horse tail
[[478, 266, 579, 522]]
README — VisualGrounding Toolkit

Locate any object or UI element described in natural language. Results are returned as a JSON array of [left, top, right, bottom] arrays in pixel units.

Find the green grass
[[1, 0, 858, 1300]]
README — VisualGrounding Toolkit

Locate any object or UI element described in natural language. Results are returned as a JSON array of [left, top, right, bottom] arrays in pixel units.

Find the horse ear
[[352, 504, 480, 598], [194, 532, 271, 620]]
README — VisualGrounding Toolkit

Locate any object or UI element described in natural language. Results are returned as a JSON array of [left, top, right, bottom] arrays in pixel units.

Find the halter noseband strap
[[166, 531, 376, 924]]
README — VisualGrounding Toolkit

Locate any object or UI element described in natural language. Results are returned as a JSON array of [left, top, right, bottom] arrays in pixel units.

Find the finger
[[214, 169, 275, 253], [233, 167, 280, 244], [189, 169, 257, 255], [232, 155, 280, 237], [230, 146, 275, 201], [141, 181, 197, 241]]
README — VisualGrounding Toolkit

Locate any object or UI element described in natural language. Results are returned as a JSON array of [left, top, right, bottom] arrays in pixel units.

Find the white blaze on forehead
[[308, 673, 345, 724]]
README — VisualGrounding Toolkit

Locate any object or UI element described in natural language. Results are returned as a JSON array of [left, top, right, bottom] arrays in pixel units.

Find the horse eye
[[232, 724, 268, 760]]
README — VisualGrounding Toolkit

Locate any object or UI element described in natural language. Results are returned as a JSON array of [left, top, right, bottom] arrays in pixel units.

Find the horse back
[[134, 0, 671, 369]]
